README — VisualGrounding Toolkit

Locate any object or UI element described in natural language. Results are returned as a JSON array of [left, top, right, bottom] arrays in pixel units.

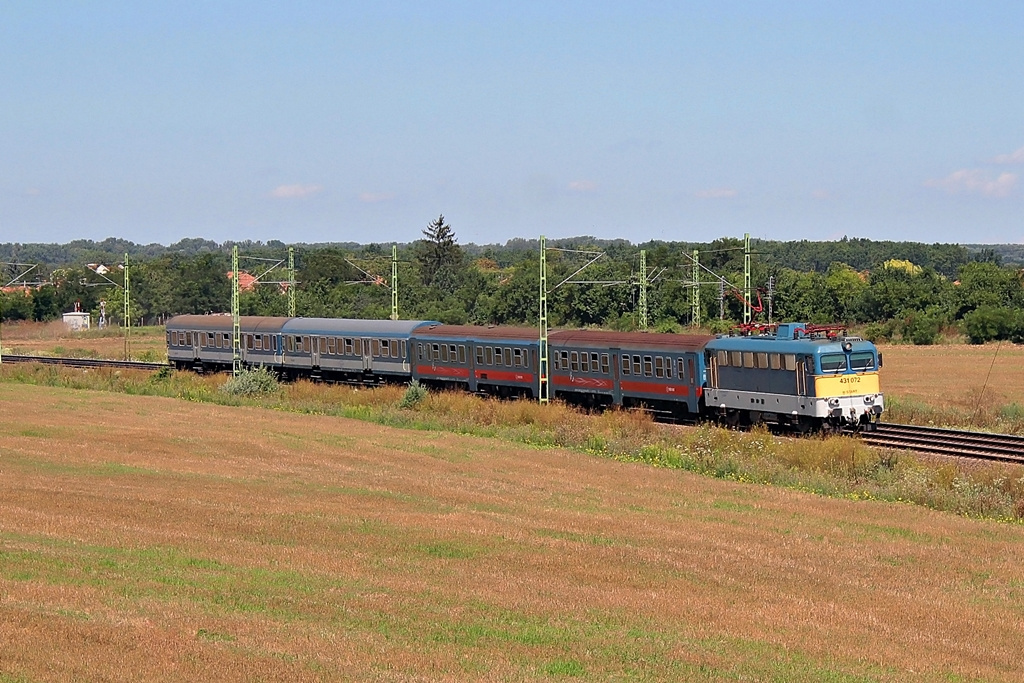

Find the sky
[[2, 2, 1023, 246]]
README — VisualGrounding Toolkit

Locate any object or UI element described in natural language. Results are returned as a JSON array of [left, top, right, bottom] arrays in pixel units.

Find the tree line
[[2, 221, 1022, 345]]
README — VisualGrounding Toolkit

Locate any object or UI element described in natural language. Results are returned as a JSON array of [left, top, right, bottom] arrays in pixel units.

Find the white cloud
[[992, 146, 1024, 164], [924, 169, 1017, 198], [567, 180, 597, 192], [358, 191, 395, 203], [270, 184, 323, 199], [694, 187, 738, 199]]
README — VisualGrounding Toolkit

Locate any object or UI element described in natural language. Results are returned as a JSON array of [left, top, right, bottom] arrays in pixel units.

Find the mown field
[[878, 342, 1024, 410], [2, 383, 1024, 681]]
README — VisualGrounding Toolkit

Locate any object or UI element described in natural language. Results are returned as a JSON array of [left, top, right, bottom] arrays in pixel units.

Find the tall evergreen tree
[[418, 214, 462, 287]]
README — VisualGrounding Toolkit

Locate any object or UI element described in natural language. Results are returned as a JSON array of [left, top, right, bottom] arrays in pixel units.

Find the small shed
[[62, 311, 91, 331]]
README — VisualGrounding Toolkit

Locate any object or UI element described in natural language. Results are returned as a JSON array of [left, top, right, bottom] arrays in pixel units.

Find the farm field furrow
[[1, 385, 1024, 681]]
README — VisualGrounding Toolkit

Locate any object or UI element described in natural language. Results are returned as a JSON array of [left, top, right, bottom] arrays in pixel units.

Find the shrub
[[398, 381, 428, 409], [904, 310, 945, 345], [220, 365, 280, 397], [962, 305, 1014, 344]]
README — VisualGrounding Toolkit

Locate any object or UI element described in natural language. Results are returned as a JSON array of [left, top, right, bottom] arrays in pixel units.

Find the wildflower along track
[[859, 423, 1024, 462], [2, 384, 1024, 681]]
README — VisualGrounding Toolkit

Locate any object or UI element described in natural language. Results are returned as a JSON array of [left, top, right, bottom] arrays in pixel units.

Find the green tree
[[417, 214, 463, 289]]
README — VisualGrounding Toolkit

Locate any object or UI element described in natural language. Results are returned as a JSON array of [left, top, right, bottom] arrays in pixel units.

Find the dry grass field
[[878, 342, 1024, 408], [2, 384, 1024, 681], [0, 321, 166, 362]]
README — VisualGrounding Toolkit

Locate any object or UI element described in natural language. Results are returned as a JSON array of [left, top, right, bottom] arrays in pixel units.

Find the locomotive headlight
[[863, 394, 876, 404], [828, 398, 841, 408]]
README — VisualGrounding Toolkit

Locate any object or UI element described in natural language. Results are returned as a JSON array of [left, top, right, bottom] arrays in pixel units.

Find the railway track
[[859, 423, 1024, 464], [0, 354, 169, 372]]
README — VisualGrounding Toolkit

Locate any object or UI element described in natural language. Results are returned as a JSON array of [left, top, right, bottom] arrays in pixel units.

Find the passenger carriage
[[703, 323, 884, 431], [166, 315, 289, 371], [410, 325, 539, 397], [278, 318, 436, 382], [549, 330, 712, 417]]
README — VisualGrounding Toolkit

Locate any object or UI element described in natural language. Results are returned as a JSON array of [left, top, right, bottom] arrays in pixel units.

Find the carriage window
[[558, 351, 568, 370], [506, 347, 513, 365], [513, 348, 523, 367], [666, 357, 673, 379], [303, 337, 311, 354], [246, 334, 254, 350], [286, 336, 294, 352], [678, 358, 686, 378], [417, 343, 424, 361], [497, 347, 506, 365], [476, 346, 484, 365], [328, 337, 336, 354], [621, 355, 630, 375], [355, 339, 364, 356], [728, 351, 742, 366], [342, 338, 351, 355], [654, 356, 664, 378], [769, 353, 781, 370], [224, 333, 231, 348], [633, 355, 642, 375], [783, 354, 797, 371], [486, 346, 494, 365], [601, 354, 610, 374], [449, 344, 457, 362], [850, 352, 874, 370], [820, 354, 847, 372], [688, 359, 695, 381], [392, 340, 400, 359], [579, 352, 588, 372], [440, 344, 449, 362], [253, 335, 262, 351], [570, 351, 579, 372], [742, 352, 754, 369], [755, 352, 768, 369], [431, 343, 440, 361], [319, 337, 327, 354], [643, 356, 653, 377], [380, 339, 390, 357], [401, 340, 407, 358]]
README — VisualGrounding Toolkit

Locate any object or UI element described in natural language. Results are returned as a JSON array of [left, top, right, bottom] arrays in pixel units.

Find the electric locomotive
[[703, 323, 883, 431]]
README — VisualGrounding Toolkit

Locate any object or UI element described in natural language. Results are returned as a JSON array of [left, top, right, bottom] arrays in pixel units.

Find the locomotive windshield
[[850, 351, 875, 370], [819, 354, 847, 372]]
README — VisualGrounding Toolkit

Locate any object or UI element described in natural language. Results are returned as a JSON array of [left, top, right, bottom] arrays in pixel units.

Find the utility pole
[[767, 275, 776, 325], [538, 236, 549, 404], [743, 232, 752, 324], [288, 246, 296, 317], [232, 245, 241, 377], [691, 250, 700, 328], [638, 250, 648, 331], [123, 253, 131, 360], [391, 245, 399, 320]]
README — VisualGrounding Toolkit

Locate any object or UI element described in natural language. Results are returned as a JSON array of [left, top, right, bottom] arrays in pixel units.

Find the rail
[[859, 423, 1024, 464], [0, 354, 169, 372]]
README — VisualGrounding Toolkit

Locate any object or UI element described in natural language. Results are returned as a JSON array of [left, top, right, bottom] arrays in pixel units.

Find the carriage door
[[362, 338, 374, 371], [311, 336, 322, 368], [796, 358, 808, 396]]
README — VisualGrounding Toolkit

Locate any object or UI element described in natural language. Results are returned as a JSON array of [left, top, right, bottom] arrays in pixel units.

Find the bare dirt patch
[[2, 384, 1024, 681]]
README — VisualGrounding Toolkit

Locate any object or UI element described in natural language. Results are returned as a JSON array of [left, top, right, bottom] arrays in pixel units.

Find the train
[[166, 315, 884, 431]]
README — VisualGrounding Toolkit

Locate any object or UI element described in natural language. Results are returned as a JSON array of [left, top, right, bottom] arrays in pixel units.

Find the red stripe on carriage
[[619, 380, 691, 396], [551, 375, 614, 390], [475, 370, 534, 383], [416, 365, 471, 379]]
